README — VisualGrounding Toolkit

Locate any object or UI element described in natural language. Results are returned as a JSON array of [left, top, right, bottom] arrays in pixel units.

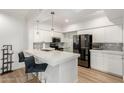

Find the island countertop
[[25, 49, 80, 67]]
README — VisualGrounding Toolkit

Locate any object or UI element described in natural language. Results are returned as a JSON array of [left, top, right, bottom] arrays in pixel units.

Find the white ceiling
[[0, 9, 124, 28], [35, 9, 106, 28], [33, 9, 124, 29], [0, 9, 31, 19]]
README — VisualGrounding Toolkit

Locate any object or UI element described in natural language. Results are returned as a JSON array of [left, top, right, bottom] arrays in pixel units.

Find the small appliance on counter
[[50, 37, 64, 51], [73, 34, 92, 68]]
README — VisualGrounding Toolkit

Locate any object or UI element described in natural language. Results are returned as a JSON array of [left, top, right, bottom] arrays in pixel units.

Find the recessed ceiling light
[[65, 19, 69, 23]]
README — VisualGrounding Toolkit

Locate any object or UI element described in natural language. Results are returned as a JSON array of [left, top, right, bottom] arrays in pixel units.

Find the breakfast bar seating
[[25, 49, 80, 83], [18, 52, 48, 82]]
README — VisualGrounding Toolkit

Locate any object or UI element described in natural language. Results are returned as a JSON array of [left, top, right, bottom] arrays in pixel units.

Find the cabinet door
[[91, 52, 104, 71], [92, 28, 104, 43], [91, 52, 96, 69], [40, 31, 51, 42], [104, 54, 122, 76], [96, 53, 104, 71], [52, 32, 64, 42], [34, 30, 52, 42], [104, 25, 122, 43]]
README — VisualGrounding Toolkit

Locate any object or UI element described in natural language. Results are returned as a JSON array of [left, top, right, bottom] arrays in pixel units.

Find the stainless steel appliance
[[50, 37, 63, 51], [73, 34, 92, 68]]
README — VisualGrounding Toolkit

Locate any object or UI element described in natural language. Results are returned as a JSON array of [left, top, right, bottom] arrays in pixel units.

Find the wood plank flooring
[[0, 68, 40, 83], [0, 66, 123, 83], [78, 66, 123, 83]]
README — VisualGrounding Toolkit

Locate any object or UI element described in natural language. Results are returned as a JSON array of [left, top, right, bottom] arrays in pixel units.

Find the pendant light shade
[[36, 20, 40, 35]]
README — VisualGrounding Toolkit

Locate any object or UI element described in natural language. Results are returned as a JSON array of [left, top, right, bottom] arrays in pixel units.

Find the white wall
[[0, 13, 28, 73]]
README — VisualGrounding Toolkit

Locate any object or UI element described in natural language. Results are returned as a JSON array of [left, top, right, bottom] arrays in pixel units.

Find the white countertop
[[25, 49, 80, 67], [90, 49, 124, 55]]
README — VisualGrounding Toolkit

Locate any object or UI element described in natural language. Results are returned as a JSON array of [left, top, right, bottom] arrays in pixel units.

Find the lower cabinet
[[91, 51, 123, 76], [103, 54, 122, 76], [91, 52, 104, 71]]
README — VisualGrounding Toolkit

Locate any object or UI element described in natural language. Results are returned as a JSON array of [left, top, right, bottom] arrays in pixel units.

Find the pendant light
[[50, 11, 55, 37], [36, 20, 39, 35]]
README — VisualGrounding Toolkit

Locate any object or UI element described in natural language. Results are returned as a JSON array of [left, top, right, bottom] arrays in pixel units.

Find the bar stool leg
[[41, 72, 46, 83], [35, 72, 39, 82], [36, 72, 38, 77], [26, 73, 28, 81]]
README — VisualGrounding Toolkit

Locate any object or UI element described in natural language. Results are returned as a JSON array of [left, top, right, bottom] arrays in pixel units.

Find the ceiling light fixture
[[65, 19, 69, 23]]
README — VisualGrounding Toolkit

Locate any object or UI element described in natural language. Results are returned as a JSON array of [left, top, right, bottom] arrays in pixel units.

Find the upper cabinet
[[104, 25, 122, 43], [51, 31, 64, 42], [92, 28, 105, 43], [34, 30, 51, 42], [34, 29, 64, 42], [78, 25, 123, 43]]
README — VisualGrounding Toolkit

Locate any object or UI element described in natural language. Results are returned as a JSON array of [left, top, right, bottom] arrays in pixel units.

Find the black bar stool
[[18, 52, 26, 62], [24, 56, 48, 83], [18, 52, 48, 82], [18, 51, 31, 80]]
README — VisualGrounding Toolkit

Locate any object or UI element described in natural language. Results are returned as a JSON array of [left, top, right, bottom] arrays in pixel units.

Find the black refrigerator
[[73, 34, 92, 68]]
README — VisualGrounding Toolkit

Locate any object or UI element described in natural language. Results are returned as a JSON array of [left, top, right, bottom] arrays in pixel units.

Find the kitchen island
[[25, 49, 80, 83]]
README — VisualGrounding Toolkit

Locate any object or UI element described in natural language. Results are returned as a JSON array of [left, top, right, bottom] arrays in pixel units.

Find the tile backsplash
[[33, 42, 123, 51], [92, 43, 123, 51], [33, 42, 64, 50], [33, 42, 50, 49]]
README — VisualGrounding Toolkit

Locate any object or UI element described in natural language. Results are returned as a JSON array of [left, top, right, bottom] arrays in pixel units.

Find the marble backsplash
[[92, 43, 123, 51], [33, 42, 123, 51], [33, 42, 50, 49], [33, 42, 64, 49]]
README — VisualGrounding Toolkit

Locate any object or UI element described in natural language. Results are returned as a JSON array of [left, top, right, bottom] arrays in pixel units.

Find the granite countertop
[[25, 49, 80, 67], [90, 49, 124, 55]]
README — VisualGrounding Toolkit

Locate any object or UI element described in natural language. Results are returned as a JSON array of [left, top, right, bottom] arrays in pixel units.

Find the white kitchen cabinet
[[77, 25, 122, 43], [90, 52, 96, 69], [92, 28, 105, 43], [90, 50, 123, 76], [104, 25, 122, 43], [33, 30, 64, 42], [51, 31, 64, 42], [40, 30, 51, 42], [103, 54, 122, 76], [96, 53, 104, 71], [91, 52, 104, 71], [34, 30, 51, 42]]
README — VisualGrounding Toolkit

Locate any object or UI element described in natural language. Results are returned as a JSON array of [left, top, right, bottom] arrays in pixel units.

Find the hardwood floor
[[78, 66, 123, 83], [0, 68, 40, 83], [0, 66, 123, 83]]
